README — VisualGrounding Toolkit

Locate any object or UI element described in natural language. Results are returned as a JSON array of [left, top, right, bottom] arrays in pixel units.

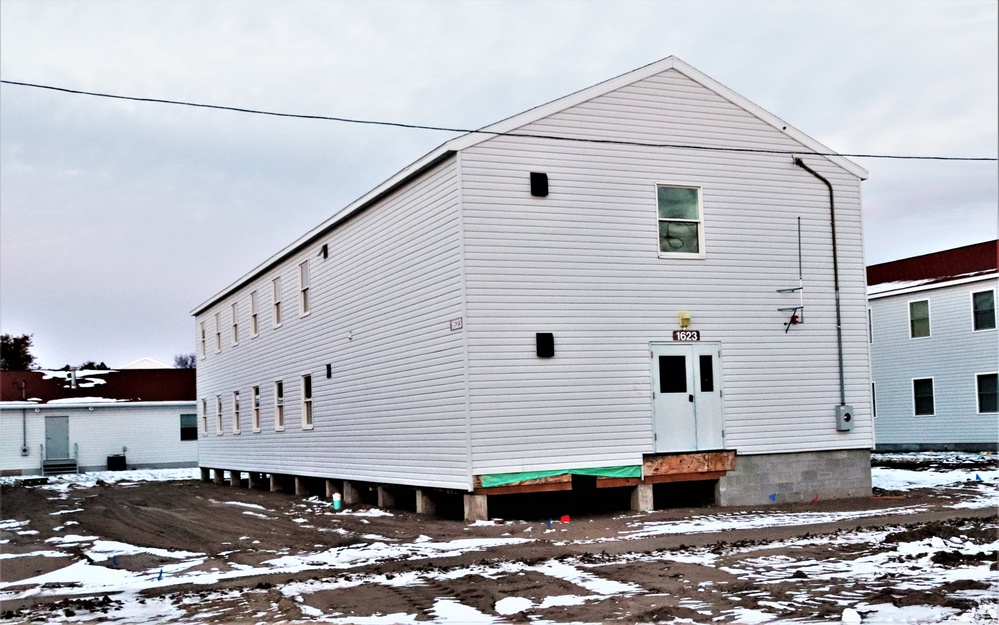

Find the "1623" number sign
[[672, 330, 700, 341]]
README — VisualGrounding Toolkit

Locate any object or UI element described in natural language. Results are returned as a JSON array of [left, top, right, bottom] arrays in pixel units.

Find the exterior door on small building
[[651, 343, 724, 453], [45, 415, 70, 460]]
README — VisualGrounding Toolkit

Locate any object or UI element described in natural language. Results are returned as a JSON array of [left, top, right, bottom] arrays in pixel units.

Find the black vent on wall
[[326, 364, 332, 379], [536, 333, 554, 358], [530, 172, 549, 197]]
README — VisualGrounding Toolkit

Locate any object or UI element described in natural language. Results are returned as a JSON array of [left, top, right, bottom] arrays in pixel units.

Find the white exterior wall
[[195, 159, 470, 489], [460, 68, 873, 474], [870, 276, 998, 448], [0, 402, 197, 474]]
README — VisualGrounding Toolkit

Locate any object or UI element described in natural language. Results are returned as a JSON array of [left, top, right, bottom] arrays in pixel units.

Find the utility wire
[[2, 79, 996, 162]]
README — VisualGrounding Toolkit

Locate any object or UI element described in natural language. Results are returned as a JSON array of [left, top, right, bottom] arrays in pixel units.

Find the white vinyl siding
[[195, 159, 467, 488], [460, 68, 871, 471], [870, 276, 999, 447]]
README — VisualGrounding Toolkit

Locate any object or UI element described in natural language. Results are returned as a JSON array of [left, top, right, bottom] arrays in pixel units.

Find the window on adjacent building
[[216, 395, 223, 434], [232, 390, 241, 433], [299, 260, 311, 316], [201, 398, 208, 433], [275, 380, 285, 430], [231, 302, 239, 345], [199, 322, 207, 358], [214, 312, 222, 352], [250, 290, 259, 337], [180, 414, 198, 441], [252, 385, 261, 431], [656, 185, 703, 256], [978, 373, 998, 413], [913, 378, 934, 416], [972, 290, 996, 331], [302, 374, 313, 428], [909, 300, 930, 338], [272, 277, 283, 327]]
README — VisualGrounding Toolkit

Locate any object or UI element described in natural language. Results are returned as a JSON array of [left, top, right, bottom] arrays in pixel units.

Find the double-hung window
[[199, 322, 207, 358], [250, 291, 259, 337], [215, 312, 222, 352], [231, 302, 239, 345], [978, 373, 998, 414], [909, 300, 930, 338], [302, 374, 313, 428], [252, 385, 261, 431], [656, 185, 703, 257], [913, 378, 934, 416], [299, 260, 311, 316], [232, 390, 240, 433], [272, 278, 283, 327], [201, 398, 208, 433], [275, 380, 285, 430], [972, 290, 996, 331], [216, 395, 223, 434]]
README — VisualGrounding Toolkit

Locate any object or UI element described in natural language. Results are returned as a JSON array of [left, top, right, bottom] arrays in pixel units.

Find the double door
[[651, 342, 724, 453]]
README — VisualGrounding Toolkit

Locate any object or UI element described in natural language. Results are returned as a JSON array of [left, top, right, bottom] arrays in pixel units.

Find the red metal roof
[[0, 369, 195, 404], [867, 240, 998, 287]]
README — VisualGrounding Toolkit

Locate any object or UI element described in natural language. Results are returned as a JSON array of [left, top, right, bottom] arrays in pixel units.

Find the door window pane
[[978, 373, 998, 413], [973, 291, 996, 330], [659, 356, 687, 393], [699, 355, 714, 392], [913, 378, 934, 416]]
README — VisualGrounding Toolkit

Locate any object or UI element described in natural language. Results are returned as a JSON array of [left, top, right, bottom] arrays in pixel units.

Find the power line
[[2, 79, 996, 162]]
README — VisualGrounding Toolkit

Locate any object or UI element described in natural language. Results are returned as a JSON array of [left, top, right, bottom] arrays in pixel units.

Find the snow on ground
[[0, 467, 200, 490]]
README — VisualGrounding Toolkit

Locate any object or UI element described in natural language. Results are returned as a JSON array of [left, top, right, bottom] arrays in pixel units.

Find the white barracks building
[[193, 57, 873, 519]]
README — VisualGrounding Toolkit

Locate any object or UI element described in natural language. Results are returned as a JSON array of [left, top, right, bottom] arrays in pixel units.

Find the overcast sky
[[1, 0, 996, 370]]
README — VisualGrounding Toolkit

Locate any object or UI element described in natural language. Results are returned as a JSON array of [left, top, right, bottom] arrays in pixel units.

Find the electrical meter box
[[835, 404, 854, 432]]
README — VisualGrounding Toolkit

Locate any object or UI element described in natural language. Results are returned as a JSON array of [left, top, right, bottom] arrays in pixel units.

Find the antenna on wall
[[777, 217, 804, 333]]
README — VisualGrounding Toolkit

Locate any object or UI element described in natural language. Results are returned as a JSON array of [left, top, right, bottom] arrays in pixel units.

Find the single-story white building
[[193, 57, 873, 519], [868, 240, 998, 451], [0, 368, 198, 475]]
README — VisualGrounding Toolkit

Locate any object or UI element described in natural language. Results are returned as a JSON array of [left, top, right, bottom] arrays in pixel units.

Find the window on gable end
[[656, 185, 704, 257], [231, 302, 239, 345], [273, 278, 283, 327], [215, 312, 222, 352], [250, 290, 259, 337], [909, 300, 930, 338], [299, 260, 311, 316]]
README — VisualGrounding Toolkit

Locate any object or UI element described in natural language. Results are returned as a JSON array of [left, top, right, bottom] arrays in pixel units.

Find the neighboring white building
[[868, 241, 998, 451], [0, 368, 198, 475], [193, 57, 874, 518]]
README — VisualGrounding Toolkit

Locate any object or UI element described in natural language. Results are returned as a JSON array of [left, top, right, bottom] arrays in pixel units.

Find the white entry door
[[651, 342, 724, 453]]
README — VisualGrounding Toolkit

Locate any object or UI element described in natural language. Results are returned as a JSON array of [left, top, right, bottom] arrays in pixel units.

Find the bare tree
[[174, 353, 196, 369]]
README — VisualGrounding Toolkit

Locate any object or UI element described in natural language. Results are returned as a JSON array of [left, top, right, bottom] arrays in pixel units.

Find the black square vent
[[536, 332, 554, 358], [530, 172, 549, 197]]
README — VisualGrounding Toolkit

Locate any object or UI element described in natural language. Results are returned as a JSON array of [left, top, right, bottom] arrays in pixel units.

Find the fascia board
[[868, 272, 998, 300]]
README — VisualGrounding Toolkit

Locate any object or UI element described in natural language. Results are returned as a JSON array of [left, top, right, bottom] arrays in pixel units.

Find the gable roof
[[194, 56, 868, 315], [867, 240, 998, 295], [0, 368, 196, 404]]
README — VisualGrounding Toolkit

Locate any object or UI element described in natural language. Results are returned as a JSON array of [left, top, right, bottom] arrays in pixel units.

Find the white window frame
[[301, 373, 314, 429], [199, 322, 207, 358], [908, 299, 930, 339], [252, 385, 261, 432], [976, 372, 998, 414], [232, 390, 241, 433], [299, 260, 311, 317], [231, 302, 239, 346], [214, 312, 222, 352], [272, 277, 283, 328], [655, 183, 705, 259], [274, 380, 285, 431], [971, 289, 997, 332], [250, 290, 259, 338], [912, 377, 935, 417], [216, 395, 223, 434], [201, 398, 208, 433]]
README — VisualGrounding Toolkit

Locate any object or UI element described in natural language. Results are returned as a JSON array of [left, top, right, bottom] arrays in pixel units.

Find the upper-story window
[[272, 277, 283, 327], [909, 300, 930, 338], [231, 302, 239, 345], [214, 312, 222, 352], [250, 290, 259, 337], [199, 322, 207, 357], [299, 260, 311, 316], [656, 185, 703, 257], [972, 290, 996, 331]]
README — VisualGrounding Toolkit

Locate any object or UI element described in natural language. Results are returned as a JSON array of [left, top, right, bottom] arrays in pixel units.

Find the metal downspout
[[793, 157, 846, 406]]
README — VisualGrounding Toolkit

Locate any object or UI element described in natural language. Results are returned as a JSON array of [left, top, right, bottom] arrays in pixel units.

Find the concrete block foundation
[[717, 448, 871, 506]]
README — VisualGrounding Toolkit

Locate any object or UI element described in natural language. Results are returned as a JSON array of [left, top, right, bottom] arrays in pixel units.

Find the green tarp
[[479, 465, 642, 488]]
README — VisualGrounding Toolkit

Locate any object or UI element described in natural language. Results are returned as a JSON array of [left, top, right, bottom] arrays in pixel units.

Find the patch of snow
[[495, 596, 532, 615], [335, 508, 394, 517], [216, 500, 269, 510]]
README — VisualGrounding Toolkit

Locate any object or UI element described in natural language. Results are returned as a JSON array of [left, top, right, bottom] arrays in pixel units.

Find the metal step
[[42, 459, 78, 475]]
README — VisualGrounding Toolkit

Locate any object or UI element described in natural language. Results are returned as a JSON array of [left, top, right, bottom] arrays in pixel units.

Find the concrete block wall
[[717, 449, 871, 506]]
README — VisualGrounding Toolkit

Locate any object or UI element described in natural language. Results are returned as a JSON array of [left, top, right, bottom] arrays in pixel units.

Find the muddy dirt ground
[[1, 455, 996, 624]]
